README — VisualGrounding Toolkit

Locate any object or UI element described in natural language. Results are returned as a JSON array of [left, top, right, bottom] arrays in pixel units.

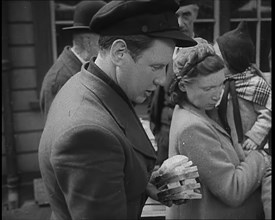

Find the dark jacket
[[38, 62, 156, 220], [40, 46, 82, 116]]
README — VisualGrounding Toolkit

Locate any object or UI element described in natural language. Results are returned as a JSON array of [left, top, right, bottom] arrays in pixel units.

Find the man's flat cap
[[89, 0, 197, 47]]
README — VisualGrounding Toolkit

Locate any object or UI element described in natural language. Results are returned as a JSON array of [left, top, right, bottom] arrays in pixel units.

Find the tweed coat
[[40, 46, 82, 116], [38, 62, 157, 220], [166, 102, 267, 219]]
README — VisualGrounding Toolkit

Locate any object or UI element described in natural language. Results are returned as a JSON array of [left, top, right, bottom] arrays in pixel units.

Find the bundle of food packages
[[153, 155, 202, 203]]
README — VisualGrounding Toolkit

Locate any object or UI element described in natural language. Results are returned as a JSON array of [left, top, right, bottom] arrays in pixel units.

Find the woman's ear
[[178, 81, 186, 92], [110, 39, 128, 65]]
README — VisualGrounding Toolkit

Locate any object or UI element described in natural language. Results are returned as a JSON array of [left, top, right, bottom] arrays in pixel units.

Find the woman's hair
[[170, 54, 224, 105], [98, 35, 155, 61]]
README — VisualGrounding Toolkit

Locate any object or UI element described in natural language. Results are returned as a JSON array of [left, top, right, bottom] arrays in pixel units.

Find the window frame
[[48, 0, 271, 74]]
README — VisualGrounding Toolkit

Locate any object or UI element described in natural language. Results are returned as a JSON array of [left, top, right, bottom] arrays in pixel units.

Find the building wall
[[2, 1, 44, 176]]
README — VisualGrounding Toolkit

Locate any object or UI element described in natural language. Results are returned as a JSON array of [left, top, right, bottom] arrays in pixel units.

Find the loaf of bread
[[158, 155, 189, 175], [154, 155, 202, 203]]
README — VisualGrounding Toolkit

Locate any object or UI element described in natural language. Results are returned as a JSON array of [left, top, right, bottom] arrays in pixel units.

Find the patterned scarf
[[227, 66, 271, 111], [218, 65, 272, 144]]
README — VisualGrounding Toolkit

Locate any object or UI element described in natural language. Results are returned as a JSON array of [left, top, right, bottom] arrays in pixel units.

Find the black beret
[[63, 0, 106, 32], [89, 0, 197, 47], [216, 21, 255, 73]]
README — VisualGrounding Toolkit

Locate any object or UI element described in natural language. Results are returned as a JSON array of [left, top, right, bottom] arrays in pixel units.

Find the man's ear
[[110, 39, 128, 65]]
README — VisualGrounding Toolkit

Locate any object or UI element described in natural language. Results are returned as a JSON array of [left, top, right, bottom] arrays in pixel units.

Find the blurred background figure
[[40, 1, 106, 118], [148, 0, 199, 166], [175, 0, 199, 38]]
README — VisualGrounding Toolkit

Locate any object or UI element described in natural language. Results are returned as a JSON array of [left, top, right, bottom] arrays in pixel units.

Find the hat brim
[[148, 30, 197, 47], [62, 26, 91, 31]]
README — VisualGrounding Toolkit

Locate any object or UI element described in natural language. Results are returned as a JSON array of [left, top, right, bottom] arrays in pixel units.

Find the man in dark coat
[[39, 1, 106, 118], [38, 0, 197, 219]]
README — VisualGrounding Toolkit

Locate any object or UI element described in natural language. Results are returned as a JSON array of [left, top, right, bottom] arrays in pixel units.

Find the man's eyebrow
[[176, 11, 192, 16], [151, 64, 166, 68]]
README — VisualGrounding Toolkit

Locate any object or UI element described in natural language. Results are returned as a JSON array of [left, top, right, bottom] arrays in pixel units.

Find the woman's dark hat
[[63, 1, 106, 32], [89, 0, 197, 47], [216, 21, 255, 73]]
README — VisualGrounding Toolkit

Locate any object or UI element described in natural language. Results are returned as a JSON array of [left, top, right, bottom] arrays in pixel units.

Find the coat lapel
[[61, 46, 83, 77], [79, 63, 156, 160]]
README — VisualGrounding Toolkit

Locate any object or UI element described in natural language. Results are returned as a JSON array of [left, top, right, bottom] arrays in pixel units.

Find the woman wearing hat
[[166, 41, 270, 219]]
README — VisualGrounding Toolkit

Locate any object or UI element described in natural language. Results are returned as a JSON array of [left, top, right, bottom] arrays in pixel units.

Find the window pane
[[261, 0, 271, 18], [194, 23, 214, 43], [260, 21, 271, 72], [230, 0, 257, 18], [54, 1, 82, 56], [197, 0, 214, 19], [55, 1, 79, 21]]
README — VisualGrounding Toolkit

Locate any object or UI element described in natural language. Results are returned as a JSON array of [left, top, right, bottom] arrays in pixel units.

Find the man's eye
[[152, 66, 163, 71], [203, 87, 212, 91]]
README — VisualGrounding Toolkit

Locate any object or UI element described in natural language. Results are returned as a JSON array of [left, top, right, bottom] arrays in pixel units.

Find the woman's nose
[[212, 94, 220, 101], [213, 87, 223, 101]]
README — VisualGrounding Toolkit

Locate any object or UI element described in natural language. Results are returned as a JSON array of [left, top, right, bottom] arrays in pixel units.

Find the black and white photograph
[[2, 0, 271, 219]]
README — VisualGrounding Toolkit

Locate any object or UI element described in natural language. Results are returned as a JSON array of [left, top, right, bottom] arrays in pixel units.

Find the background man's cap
[[216, 21, 255, 73], [89, 0, 197, 47], [63, 1, 106, 32]]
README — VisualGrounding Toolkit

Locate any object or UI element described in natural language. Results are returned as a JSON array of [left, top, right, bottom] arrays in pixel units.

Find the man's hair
[[98, 35, 155, 61]]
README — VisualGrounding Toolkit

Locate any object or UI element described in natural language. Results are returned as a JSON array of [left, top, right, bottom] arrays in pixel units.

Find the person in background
[[38, 0, 198, 219], [166, 41, 270, 219], [213, 21, 272, 219], [148, 0, 199, 165], [40, 1, 106, 118]]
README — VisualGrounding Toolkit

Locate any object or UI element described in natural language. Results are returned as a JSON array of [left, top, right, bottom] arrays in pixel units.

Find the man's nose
[[154, 71, 167, 87], [178, 18, 186, 27]]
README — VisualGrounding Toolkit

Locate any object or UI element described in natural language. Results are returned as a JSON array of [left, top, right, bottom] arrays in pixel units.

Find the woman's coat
[[166, 102, 267, 219]]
